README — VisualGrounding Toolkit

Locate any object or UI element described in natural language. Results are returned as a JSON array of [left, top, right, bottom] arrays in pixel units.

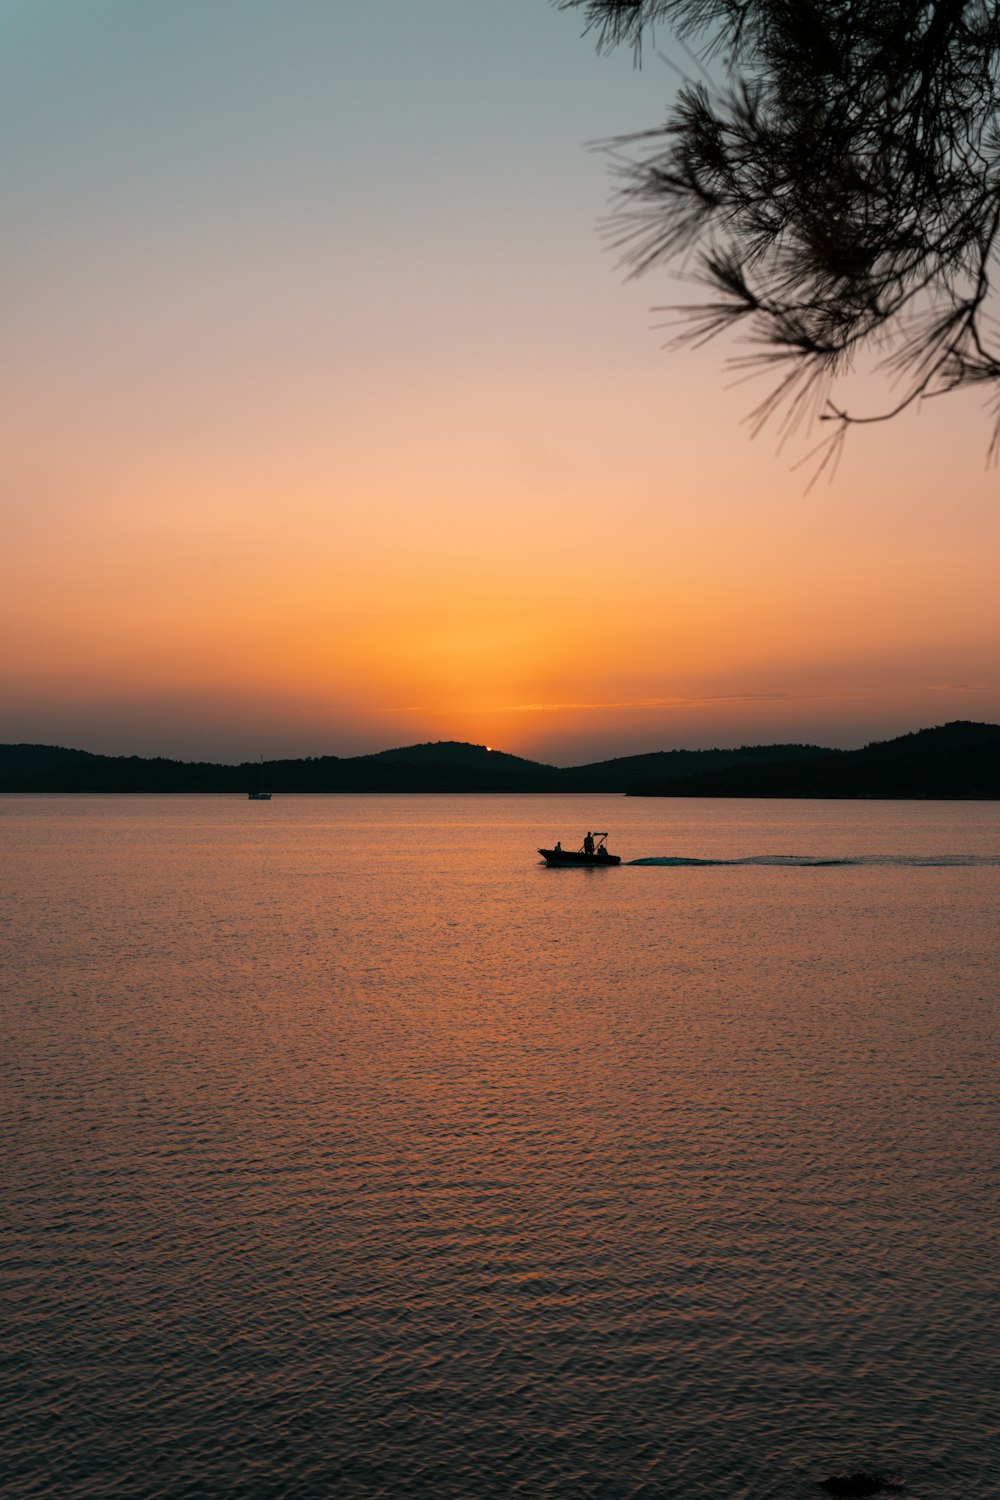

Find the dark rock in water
[[819, 1474, 899, 1497]]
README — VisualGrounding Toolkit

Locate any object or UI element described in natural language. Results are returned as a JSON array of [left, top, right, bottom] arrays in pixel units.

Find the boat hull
[[538, 848, 621, 866]]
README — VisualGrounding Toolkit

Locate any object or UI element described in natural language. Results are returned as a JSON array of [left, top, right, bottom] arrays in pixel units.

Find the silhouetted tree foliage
[[558, 1, 1000, 470]]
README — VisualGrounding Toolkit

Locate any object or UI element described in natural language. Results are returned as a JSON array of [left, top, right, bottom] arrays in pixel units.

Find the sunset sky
[[4, 0, 999, 766]]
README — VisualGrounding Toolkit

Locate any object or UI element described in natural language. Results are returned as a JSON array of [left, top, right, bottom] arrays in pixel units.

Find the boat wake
[[626, 853, 1000, 868]]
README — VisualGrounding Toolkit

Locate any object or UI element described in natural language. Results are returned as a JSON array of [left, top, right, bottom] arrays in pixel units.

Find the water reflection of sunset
[[7, 793, 996, 1495]]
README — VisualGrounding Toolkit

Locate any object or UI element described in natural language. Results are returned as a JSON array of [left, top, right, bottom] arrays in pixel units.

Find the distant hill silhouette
[[0, 744, 560, 794], [0, 744, 101, 777], [364, 738, 563, 786], [365, 741, 561, 778], [559, 743, 830, 792], [0, 722, 995, 797], [628, 722, 1000, 799]]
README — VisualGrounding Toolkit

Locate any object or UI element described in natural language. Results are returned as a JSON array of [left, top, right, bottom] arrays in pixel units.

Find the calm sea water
[[3, 794, 998, 1499]]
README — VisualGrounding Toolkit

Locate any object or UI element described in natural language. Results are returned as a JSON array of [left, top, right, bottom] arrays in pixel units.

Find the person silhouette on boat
[[554, 841, 562, 854], [583, 831, 595, 855]]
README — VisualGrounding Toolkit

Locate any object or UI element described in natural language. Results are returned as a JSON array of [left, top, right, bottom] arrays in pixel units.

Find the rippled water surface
[[3, 795, 998, 1498]]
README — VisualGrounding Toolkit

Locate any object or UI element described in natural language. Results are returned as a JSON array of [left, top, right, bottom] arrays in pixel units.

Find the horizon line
[[2, 717, 996, 771]]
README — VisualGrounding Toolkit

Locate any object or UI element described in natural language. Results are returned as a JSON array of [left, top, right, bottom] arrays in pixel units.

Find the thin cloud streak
[[391, 691, 872, 715], [389, 683, 1000, 719]]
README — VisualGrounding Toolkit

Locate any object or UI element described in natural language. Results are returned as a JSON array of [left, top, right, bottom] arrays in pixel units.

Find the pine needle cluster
[[559, 1, 1000, 471]]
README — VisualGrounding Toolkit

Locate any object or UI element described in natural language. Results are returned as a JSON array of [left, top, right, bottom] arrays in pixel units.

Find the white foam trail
[[625, 854, 1000, 867]]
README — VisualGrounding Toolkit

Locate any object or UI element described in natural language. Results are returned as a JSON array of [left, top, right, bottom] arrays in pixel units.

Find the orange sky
[[3, 2, 998, 764]]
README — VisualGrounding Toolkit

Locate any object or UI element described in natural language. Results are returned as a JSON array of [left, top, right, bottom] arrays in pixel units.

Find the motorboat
[[538, 832, 620, 866]]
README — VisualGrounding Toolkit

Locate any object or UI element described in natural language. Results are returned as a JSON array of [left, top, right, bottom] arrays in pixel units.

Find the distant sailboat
[[249, 755, 272, 800]]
